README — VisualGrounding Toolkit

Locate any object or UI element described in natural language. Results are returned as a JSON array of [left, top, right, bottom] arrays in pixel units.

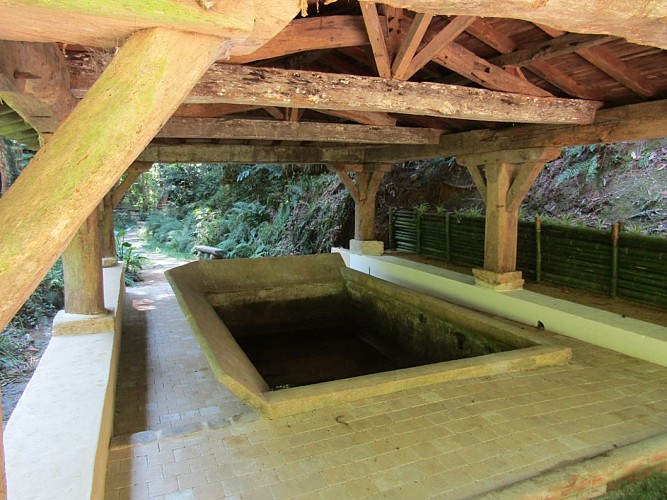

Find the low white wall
[[334, 250, 667, 367], [4, 265, 124, 500]]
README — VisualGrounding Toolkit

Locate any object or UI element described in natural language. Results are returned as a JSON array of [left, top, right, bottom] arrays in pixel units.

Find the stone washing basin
[[166, 254, 571, 418]]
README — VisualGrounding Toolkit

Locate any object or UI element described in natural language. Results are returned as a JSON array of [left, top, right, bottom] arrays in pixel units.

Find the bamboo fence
[[388, 208, 667, 309]]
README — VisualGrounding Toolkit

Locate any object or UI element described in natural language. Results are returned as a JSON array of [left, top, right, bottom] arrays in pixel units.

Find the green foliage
[[9, 260, 64, 330], [556, 145, 600, 186], [115, 228, 148, 286], [0, 327, 30, 373], [142, 163, 352, 260], [602, 471, 667, 499]]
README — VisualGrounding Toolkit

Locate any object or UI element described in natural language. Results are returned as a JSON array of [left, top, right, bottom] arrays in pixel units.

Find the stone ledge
[[349, 239, 384, 256], [473, 268, 524, 291], [52, 309, 114, 335]]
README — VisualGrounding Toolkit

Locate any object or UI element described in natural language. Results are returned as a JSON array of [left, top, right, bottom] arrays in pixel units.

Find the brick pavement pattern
[[106, 271, 667, 499]]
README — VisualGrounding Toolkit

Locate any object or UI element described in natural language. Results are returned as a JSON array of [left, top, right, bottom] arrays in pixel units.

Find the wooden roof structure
[[1, 0, 667, 330]]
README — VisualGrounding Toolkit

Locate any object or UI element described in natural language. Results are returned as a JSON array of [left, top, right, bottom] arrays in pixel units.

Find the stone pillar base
[[102, 256, 119, 268], [349, 239, 384, 256], [473, 269, 524, 291], [52, 309, 114, 336]]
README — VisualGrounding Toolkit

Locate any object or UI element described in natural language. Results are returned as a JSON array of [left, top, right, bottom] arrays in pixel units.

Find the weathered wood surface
[[0, 28, 227, 332], [111, 163, 152, 208], [488, 33, 617, 68], [194, 245, 225, 258], [360, 2, 392, 78], [356, 0, 667, 50], [0, 0, 251, 48], [139, 143, 375, 164], [362, 99, 667, 162], [70, 63, 602, 124], [62, 209, 105, 315], [157, 118, 443, 144], [0, 41, 76, 135]]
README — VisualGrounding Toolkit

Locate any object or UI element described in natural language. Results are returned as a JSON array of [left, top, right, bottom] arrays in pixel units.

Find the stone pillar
[[458, 148, 561, 291]]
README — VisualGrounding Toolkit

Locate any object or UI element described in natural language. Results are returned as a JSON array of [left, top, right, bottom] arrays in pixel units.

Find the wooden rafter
[[69, 63, 601, 124], [359, 2, 392, 78], [489, 33, 617, 68], [173, 103, 261, 118], [465, 19, 605, 100], [157, 118, 443, 144], [314, 109, 397, 126], [433, 42, 552, 97], [400, 16, 476, 81], [537, 25, 660, 99], [391, 12, 434, 79], [356, 0, 667, 50]]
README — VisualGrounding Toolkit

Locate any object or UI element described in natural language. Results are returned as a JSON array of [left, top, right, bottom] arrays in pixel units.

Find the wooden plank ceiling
[[1, 0, 666, 161]]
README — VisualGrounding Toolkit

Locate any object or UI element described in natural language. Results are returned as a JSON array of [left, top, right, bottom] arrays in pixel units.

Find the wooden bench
[[193, 245, 226, 259]]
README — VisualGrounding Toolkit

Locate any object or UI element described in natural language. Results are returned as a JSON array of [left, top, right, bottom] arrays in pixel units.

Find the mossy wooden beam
[[356, 0, 667, 50], [0, 28, 227, 332], [0, 0, 252, 48]]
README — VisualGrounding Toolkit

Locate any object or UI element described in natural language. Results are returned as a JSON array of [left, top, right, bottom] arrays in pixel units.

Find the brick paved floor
[[106, 265, 667, 499]]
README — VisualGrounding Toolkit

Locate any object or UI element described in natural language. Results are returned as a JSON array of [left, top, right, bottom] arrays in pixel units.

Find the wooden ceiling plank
[[359, 2, 393, 78], [157, 117, 443, 144], [357, 0, 667, 50], [433, 42, 552, 97], [576, 46, 659, 98], [490, 33, 617, 68], [392, 12, 434, 80], [402, 16, 477, 81], [466, 20, 604, 100]]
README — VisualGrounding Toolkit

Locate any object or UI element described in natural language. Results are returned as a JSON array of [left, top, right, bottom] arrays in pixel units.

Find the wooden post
[[535, 215, 542, 282], [458, 147, 561, 290], [329, 163, 391, 255], [99, 193, 117, 267], [62, 209, 105, 315], [444, 212, 451, 263], [0, 28, 228, 331], [611, 222, 620, 298]]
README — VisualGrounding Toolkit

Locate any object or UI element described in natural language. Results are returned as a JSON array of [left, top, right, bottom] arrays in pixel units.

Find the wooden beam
[[332, 170, 360, 203], [0, 41, 76, 135], [0, 0, 251, 48], [360, 2, 392, 78], [226, 16, 368, 64], [0, 28, 227, 332], [157, 118, 443, 144], [392, 12, 434, 80], [111, 163, 152, 209], [401, 16, 476, 80], [189, 64, 602, 124], [314, 109, 397, 126], [456, 147, 561, 167], [433, 42, 552, 97], [362, 99, 667, 162], [489, 33, 616, 68], [356, 0, 667, 50], [506, 148, 561, 211], [70, 62, 601, 124], [465, 165, 486, 200], [173, 103, 261, 118], [139, 143, 374, 164]]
